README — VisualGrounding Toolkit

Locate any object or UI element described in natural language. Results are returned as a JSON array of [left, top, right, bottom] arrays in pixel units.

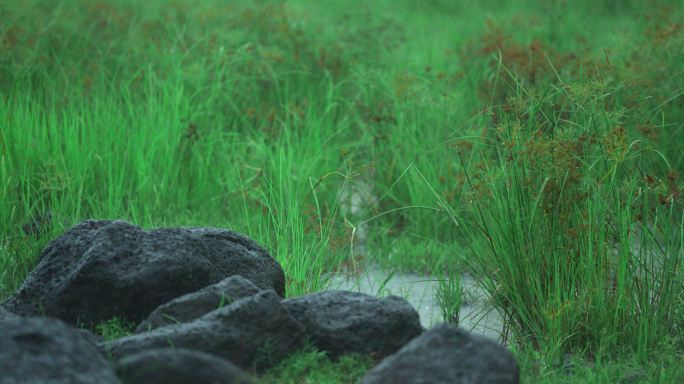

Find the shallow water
[[325, 265, 504, 342], [331, 174, 680, 347], [333, 180, 505, 342]]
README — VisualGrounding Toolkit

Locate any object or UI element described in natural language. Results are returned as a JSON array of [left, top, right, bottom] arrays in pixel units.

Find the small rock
[[283, 290, 423, 359], [0, 316, 121, 384], [136, 275, 262, 332], [102, 290, 306, 371], [3, 220, 285, 327], [360, 324, 519, 384], [116, 348, 254, 384]]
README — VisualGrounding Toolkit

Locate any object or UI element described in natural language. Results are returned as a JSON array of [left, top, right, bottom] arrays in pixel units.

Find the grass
[[96, 317, 136, 342], [2, 0, 683, 382], [257, 345, 374, 384]]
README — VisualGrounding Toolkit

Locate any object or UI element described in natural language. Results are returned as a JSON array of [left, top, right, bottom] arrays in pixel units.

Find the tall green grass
[[1, 0, 683, 381], [448, 75, 683, 361]]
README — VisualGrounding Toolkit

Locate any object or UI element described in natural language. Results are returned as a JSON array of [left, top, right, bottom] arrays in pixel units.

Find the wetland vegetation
[[1, 0, 683, 382]]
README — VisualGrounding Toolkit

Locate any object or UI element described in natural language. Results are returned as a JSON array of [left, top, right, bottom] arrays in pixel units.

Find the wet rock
[[116, 348, 254, 384], [102, 290, 305, 371], [136, 275, 262, 332], [0, 316, 121, 384], [0, 306, 19, 321], [360, 324, 519, 384], [3, 220, 284, 327], [1, 306, 102, 347], [77, 328, 105, 346], [283, 290, 422, 359]]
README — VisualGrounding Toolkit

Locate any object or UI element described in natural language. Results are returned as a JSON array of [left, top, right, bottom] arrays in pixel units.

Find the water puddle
[[325, 265, 504, 342], [332, 179, 505, 341]]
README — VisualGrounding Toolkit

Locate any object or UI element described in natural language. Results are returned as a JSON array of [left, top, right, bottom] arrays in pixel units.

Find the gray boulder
[[283, 290, 422, 359], [360, 324, 519, 384], [136, 275, 262, 332], [116, 348, 254, 384], [0, 306, 19, 321], [102, 290, 306, 371], [77, 328, 105, 346], [0, 307, 103, 348], [3, 220, 284, 327], [0, 316, 121, 384]]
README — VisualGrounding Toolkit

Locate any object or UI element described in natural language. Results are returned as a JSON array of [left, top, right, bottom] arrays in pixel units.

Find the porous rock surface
[[102, 290, 306, 371], [283, 290, 423, 359], [2, 220, 285, 327], [136, 275, 263, 332], [0, 306, 19, 321], [360, 323, 520, 384], [0, 315, 121, 384], [116, 348, 254, 384]]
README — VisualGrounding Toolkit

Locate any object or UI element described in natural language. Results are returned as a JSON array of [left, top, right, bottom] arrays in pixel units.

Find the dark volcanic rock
[[0, 316, 121, 384], [0, 306, 19, 321], [102, 290, 306, 371], [360, 324, 519, 384], [0, 306, 103, 347], [283, 290, 422, 359], [116, 348, 255, 384], [2, 220, 284, 327], [136, 275, 262, 332], [77, 328, 105, 346]]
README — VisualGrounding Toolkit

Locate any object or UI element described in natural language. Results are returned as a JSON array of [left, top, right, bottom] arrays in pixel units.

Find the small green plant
[[161, 314, 181, 326], [95, 317, 136, 342], [436, 263, 462, 326], [375, 270, 396, 297], [217, 293, 235, 309], [258, 344, 374, 384]]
